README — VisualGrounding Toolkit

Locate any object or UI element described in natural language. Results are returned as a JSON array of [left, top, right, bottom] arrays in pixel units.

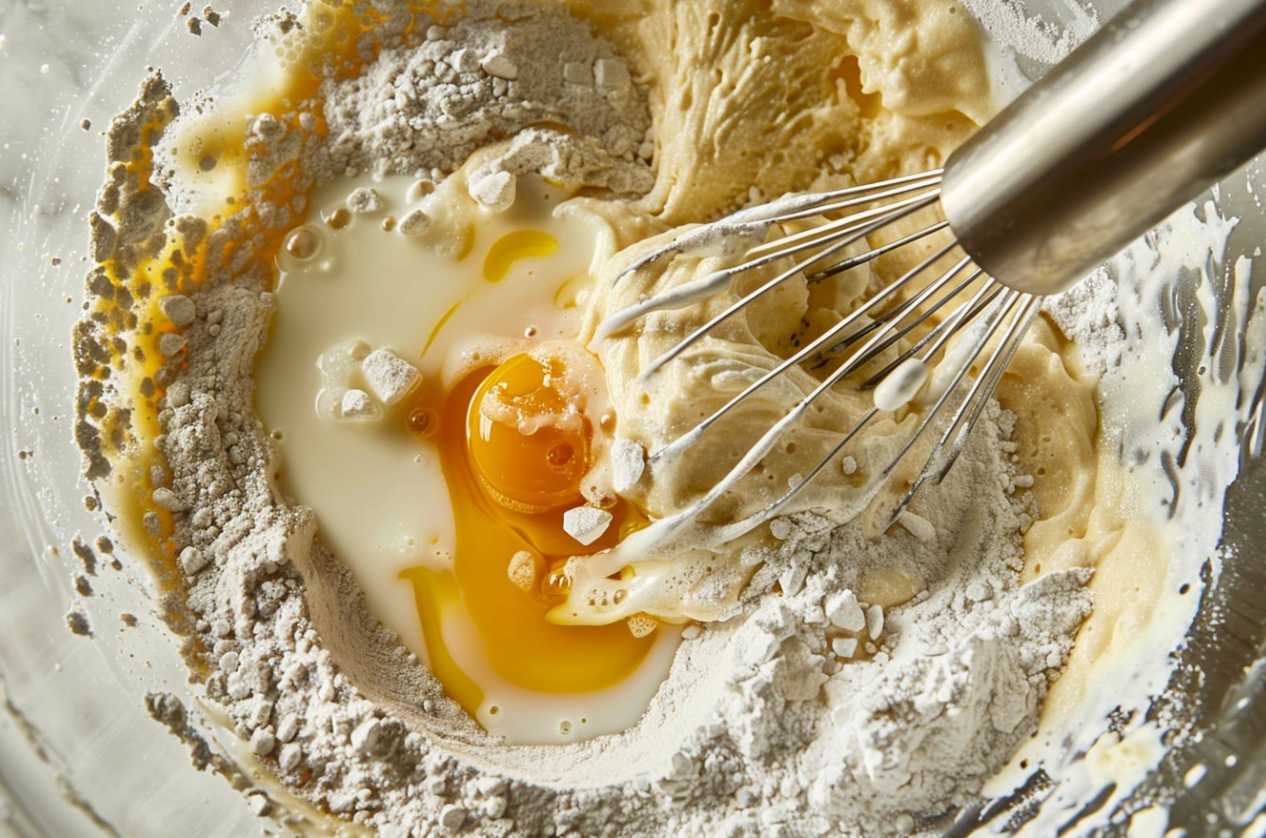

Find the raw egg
[[255, 169, 679, 744], [403, 348, 656, 721]]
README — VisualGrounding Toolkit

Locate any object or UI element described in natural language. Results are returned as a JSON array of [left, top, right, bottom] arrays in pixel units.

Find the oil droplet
[[483, 230, 558, 282], [326, 207, 352, 230], [553, 272, 593, 310]]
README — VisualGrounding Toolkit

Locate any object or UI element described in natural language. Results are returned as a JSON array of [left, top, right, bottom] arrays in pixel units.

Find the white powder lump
[[480, 50, 518, 80], [826, 589, 866, 632], [507, 550, 536, 591], [346, 186, 383, 214], [468, 169, 516, 211], [180, 545, 209, 576], [158, 332, 188, 356], [158, 293, 196, 326], [340, 389, 382, 421], [563, 505, 614, 546], [468, 125, 656, 199], [832, 637, 859, 658], [397, 208, 432, 236], [610, 437, 646, 492], [361, 348, 421, 405]]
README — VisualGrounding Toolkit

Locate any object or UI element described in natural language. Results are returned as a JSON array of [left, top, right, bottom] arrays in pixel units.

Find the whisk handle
[[940, 0, 1266, 296]]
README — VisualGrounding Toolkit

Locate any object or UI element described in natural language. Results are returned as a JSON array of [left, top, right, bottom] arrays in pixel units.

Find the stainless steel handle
[[940, 0, 1266, 296]]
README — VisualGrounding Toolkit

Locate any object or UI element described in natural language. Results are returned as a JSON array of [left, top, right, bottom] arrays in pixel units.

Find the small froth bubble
[[544, 569, 571, 596], [547, 442, 574, 468], [408, 407, 438, 438], [407, 180, 435, 202], [284, 226, 321, 260], [559, 720, 573, 735]]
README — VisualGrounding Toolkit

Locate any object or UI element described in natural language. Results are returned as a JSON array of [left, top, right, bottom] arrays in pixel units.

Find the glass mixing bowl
[[0, 1, 1261, 836]]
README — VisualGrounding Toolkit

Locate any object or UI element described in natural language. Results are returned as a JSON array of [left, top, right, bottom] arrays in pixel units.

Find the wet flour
[[74, 2, 1094, 836]]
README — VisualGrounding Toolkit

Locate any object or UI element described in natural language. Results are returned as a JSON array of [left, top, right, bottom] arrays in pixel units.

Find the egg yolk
[[467, 353, 590, 514], [401, 353, 654, 719]]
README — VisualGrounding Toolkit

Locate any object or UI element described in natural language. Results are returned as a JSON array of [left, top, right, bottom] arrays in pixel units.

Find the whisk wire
[[877, 288, 1019, 480], [713, 404, 885, 543], [691, 291, 1036, 545], [857, 269, 993, 386], [648, 240, 961, 465], [739, 170, 946, 228], [651, 261, 972, 524], [746, 181, 943, 247], [882, 293, 1040, 529], [933, 294, 1041, 479], [804, 214, 946, 284], [605, 170, 947, 297], [753, 284, 1029, 537], [603, 171, 1044, 540], [636, 195, 944, 381], [815, 253, 975, 366]]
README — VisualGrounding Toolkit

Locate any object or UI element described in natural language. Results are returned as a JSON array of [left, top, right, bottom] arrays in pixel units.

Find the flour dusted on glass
[[73, 2, 1111, 836]]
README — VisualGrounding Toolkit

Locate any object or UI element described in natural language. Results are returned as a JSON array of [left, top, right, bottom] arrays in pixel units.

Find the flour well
[[68, 0, 1262, 836]]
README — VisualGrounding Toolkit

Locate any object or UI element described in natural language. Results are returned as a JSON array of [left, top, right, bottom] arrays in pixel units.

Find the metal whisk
[[602, 0, 1266, 539]]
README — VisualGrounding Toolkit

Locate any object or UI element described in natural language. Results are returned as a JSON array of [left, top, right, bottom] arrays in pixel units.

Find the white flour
[[71, 2, 1122, 836]]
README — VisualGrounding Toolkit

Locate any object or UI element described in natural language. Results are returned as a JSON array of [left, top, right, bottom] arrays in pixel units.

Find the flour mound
[[319, 3, 651, 185]]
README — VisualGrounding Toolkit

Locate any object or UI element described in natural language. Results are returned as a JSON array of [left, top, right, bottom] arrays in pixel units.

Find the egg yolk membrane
[[404, 350, 655, 711], [468, 353, 592, 514], [256, 170, 679, 744]]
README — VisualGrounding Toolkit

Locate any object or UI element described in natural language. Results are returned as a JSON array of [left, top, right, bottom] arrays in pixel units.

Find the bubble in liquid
[[408, 407, 437, 438], [284, 226, 322, 260]]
